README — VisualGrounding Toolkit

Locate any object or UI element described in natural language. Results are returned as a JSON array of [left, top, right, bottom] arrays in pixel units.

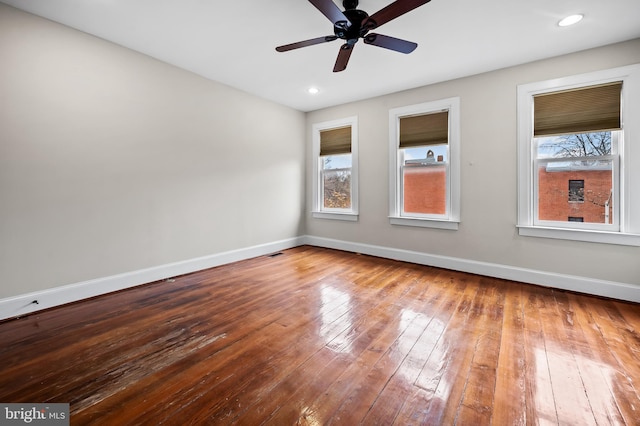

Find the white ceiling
[[2, 0, 639, 111]]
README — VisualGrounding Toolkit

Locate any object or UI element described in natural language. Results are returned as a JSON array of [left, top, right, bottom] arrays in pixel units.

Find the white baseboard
[[303, 235, 640, 304], [0, 237, 304, 321], [2, 234, 637, 321]]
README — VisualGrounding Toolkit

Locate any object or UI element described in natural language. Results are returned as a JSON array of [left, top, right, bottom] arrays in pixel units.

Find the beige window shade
[[399, 111, 449, 148], [320, 126, 351, 156], [534, 82, 622, 136]]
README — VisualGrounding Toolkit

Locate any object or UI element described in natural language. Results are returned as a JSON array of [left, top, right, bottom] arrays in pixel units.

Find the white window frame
[[389, 97, 461, 230], [312, 116, 358, 221], [517, 64, 640, 246]]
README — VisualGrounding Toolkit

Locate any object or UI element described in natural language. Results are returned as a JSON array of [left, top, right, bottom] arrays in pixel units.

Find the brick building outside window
[[538, 163, 613, 224]]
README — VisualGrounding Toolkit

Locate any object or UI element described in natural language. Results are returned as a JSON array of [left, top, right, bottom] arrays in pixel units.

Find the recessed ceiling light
[[558, 14, 583, 27], [308, 87, 320, 95]]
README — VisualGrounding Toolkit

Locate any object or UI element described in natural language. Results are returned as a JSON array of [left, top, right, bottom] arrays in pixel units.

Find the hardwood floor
[[0, 246, 638, 425]]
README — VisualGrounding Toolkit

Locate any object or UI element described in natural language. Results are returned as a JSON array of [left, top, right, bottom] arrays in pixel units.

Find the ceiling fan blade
[[333, 43, 354, 72], [276, 35, 338, 52], [309, 0, 352, 28], [364, 33, 417, 54], [365, 0, 431, 29]]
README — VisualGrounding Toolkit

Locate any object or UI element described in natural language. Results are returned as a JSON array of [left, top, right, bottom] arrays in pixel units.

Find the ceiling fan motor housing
[[334, 8, 370, 43]]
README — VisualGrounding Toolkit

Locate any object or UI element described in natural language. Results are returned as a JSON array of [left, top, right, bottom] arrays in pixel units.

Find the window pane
[[323, 169, 351, 209], [323, 154, 351, 170], [403, 164, 446, 215], [537, 160, 613, 224], [536, 131, 612, 159], [404, 146, 447, 163], [402, 145, 447, 215]]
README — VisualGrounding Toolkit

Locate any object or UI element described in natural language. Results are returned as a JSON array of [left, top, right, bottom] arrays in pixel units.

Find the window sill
[[312, 211, 358, 222], [389, 216, 459, 230], [517, 225, 640, 247]]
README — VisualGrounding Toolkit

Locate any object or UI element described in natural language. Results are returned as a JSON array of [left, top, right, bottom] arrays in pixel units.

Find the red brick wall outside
[[538, 168, 613, 223], [403, 165, 446, 214]]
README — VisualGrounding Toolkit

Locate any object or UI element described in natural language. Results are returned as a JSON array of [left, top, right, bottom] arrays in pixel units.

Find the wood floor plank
[[552, 290, 626, 425], [455, 278, 506, 425], [435, 278, 503, 425], [522, 287, 559, 426], [491, 284, 527, 426], [0, 246, 638, 425], [568, 293, 640, 426], [539, 289, 596, 426]]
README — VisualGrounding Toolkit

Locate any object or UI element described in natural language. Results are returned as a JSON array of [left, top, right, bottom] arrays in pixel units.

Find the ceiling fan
[[276, 0, 432, 72]]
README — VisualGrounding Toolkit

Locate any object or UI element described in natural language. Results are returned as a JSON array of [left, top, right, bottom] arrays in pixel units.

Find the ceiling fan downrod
[[343, 0, 359, 10]]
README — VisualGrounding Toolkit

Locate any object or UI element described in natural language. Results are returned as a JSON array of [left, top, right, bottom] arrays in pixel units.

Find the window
[[389, 98, 460, 229], [312, 117, 358, 221], [517, 64, 640, 246], [568, 180, 584, 203]]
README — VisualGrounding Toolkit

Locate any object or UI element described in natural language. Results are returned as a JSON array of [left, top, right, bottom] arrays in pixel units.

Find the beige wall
[[306, 39, 640, 286], [0, 4, 305, 298]]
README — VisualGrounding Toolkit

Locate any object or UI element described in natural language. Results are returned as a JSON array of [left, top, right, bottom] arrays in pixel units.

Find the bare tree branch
[[555, 132, 611, 157]]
